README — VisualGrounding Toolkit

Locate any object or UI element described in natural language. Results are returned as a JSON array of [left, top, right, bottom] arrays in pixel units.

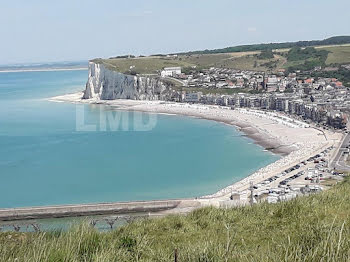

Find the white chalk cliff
[[83, 62, 170, 100]]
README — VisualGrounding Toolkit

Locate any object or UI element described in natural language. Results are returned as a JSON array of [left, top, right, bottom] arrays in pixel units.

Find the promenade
[[0, 199, 182, 221]]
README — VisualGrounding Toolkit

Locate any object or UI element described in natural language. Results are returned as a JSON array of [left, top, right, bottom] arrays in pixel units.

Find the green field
[[215, 54, 287, 71], [95, 52, 285, 74], [275, 44, 350, 66], [179, 36, 350, 55], [318, 44, 350, 65], [94, 44, 350, 75], [92, 57, 193, 75], [2, 177, 350, 261]]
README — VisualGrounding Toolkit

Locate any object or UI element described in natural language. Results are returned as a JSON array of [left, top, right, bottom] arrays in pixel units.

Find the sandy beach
[[49, 92, 343, 205]]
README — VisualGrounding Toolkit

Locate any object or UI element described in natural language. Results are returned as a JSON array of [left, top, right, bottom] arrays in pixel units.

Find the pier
[[0, 200, 182, 221]]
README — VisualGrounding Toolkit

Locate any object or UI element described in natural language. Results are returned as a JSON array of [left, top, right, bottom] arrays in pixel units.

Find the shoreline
[[50, 92, 294, 156], [0, 92, 342, 220], [49, 92, 343, 203]]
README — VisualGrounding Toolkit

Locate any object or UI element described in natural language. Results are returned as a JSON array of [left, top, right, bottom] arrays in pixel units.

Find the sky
[[1, 0, 350, 65]]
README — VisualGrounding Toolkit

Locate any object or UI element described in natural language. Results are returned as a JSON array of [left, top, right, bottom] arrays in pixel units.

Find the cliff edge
[[83, 62, 170, 100]]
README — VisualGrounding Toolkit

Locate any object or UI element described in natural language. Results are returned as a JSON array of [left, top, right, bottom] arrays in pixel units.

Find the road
[[330, 133, 350, 172], [162, 76, 186, 86]]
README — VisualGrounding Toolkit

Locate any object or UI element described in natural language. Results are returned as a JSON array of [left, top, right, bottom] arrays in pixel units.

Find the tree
[[258, 49, 274, 59]]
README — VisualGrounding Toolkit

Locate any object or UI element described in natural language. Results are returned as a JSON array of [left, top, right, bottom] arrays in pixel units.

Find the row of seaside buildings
[[160, 67, 349, 129], [178, 92, 348, 129]]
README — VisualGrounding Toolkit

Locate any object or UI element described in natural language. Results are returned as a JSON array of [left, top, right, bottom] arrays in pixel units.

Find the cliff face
[[83, 62, 169, 100]]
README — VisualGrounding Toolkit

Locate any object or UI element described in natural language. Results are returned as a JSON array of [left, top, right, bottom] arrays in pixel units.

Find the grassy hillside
[[280, 47, 329, 72], [91, 36, 350, 75], [95, 44, 350, 75], [319, 44, 350, 65], [95, 52, 286, 75], [92, 57, 194, 75], [178, 36, 350, 55], [1, 178, 350, 261]]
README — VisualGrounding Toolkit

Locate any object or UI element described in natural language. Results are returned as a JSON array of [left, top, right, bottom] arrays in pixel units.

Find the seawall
[[0, 200, 182, 221]]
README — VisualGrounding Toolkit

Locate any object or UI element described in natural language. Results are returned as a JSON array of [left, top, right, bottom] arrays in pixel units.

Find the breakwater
[[0, 200, 182, 221]]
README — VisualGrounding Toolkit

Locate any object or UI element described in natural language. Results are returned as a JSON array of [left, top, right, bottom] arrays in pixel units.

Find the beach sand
[[49, 93, 343, 206]]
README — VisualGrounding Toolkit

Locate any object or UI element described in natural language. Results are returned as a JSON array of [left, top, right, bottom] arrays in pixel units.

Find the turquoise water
[[0, 70, 279, 208]]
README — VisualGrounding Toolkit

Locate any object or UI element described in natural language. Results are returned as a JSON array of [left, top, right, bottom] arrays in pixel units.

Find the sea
[[0, 69, 279, 209]]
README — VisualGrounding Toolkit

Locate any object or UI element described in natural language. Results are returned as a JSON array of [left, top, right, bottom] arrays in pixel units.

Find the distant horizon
[[1, 34, 349, 66], [0, 60, 88, 67]]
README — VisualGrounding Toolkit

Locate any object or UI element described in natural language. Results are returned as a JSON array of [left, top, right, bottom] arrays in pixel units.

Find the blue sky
[[1, 0, 350, 64]]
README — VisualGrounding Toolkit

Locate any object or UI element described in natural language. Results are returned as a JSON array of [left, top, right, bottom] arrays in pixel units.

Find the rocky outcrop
[[83, 62, 170, 100]]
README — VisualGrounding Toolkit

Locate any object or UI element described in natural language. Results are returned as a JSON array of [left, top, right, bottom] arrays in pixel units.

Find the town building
[[161, 67, 182, 77]]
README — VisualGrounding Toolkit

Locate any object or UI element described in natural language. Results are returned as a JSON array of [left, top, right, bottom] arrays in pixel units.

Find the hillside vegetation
[[178, 36, 350, 55], [91, 57, 194, 75], [282, 46, 329, 72], [94, 44, 350, 75], [1, 178, 350, 261], [321, 44, 350, 64], [94, 51, 286, 75]]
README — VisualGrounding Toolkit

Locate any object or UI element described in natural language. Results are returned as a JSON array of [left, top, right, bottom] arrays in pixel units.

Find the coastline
[[49, 92, 343, 204], [48, 92, 295, 156], [0, 67, 88, 73]]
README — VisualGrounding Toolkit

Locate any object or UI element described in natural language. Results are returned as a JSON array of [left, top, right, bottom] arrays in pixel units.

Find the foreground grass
[[2, 179, 350, 261]]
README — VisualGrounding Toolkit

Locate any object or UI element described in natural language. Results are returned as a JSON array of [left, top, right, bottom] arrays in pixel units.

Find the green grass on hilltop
[[94, 44, 350, 76], [177, 36, 350, 55], [2, 178, 350, 261], [95, 52, 285, 74], [92, 57, 193, 75], [320, 44, 350, 65]]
